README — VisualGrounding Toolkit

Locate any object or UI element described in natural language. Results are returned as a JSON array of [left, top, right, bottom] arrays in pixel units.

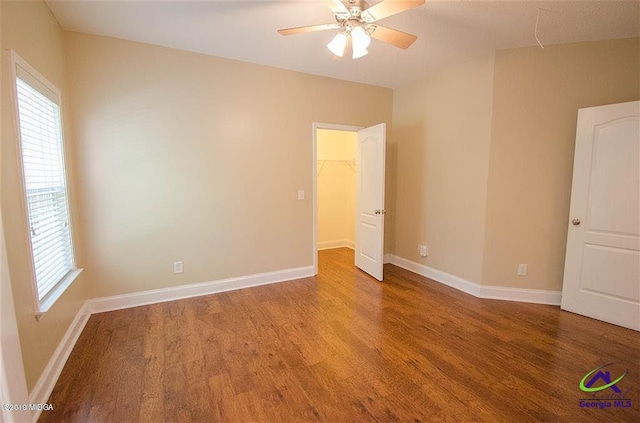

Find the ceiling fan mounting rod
[[347, 0, 367, 17], [346, 0, 368, 11]]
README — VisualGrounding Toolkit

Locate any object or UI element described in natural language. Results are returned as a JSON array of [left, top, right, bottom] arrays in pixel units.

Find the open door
[[561, 101, 640, 331], [355, 123, 386, 281]]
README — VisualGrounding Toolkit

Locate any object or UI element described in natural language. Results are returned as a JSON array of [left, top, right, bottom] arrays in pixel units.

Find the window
[[10, 52, 81, 315]]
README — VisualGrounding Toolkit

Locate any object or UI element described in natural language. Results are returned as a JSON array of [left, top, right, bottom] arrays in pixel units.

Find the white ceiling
[[46, 0, 640, 88]]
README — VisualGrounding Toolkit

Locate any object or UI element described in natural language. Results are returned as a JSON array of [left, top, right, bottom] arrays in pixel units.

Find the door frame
[[312, 122, 362, 275]]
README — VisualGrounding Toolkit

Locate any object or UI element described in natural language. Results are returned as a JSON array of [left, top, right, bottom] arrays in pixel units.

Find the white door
[[561, 101, 640, 331], [355, 123, 386, 281]]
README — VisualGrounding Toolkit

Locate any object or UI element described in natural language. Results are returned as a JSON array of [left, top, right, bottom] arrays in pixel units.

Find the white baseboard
[[386, 254, 561, 305], [388, 255, 482, 297], [480, 285, 562, 305], [87, 265, 316, 314], [29, 302, 91, 423], [317, 240, 354, 251]]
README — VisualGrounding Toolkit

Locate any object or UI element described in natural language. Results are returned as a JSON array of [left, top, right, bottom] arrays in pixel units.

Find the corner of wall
[[480, 38, 640, 291], [389, 53, 495, 285]]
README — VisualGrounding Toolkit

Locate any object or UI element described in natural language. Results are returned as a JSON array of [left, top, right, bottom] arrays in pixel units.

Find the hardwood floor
[[40, 248, 639, 422]]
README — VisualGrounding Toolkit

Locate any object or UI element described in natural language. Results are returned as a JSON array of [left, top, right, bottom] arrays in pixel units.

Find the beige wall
[[64, 32, 392, 298], [391, 38, 639, 292], [1, 1, 88, 391], [482, 38, 640, 290], [392, 54, 495, 283], [317, 129, 356, 248]]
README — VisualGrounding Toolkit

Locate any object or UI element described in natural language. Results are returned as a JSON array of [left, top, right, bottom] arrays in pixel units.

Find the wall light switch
[[517, 263, 528, 276], [297, 190, 305, 200], [173, 261, 184, 274]]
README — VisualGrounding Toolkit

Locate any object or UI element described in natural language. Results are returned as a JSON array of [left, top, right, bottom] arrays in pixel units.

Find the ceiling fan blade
[[327, 0, 350, 18], [278, 23, 340, 36], [361, 0, 425, 23], [368, 25, 417, 49]]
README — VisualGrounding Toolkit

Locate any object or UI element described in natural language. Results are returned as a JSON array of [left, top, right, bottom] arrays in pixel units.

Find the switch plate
[[297, 190, 305, 200], [173, 261, 184, 274], [517, 263, 527, 276], [418, 245, 428, 257]]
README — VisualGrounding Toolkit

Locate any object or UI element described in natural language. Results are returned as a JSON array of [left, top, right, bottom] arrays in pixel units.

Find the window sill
[[35, 268, 84, 320]]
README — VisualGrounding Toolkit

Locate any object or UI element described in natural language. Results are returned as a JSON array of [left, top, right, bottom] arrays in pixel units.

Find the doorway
[[312, 122, 387, 281], [316, 129, 357, 250], [312, 123, 361, 275]]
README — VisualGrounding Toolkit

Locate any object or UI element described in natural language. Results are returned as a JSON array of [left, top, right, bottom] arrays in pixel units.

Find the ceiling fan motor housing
[[336, 0, 370, 31]]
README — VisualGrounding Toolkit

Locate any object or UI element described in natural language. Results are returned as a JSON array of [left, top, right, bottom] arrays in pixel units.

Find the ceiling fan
[[278, 0, 425, 59]]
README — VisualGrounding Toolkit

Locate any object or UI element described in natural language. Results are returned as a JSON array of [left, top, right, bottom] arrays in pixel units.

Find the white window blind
[[15, 76, 75, 302]]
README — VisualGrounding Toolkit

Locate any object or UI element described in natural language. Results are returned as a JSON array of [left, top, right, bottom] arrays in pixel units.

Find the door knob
[[374, 210, 387, 215], [571, 218, 581, 226]]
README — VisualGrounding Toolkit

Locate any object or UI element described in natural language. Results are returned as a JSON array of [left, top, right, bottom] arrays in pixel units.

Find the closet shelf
[[317, 159, 356, 176]]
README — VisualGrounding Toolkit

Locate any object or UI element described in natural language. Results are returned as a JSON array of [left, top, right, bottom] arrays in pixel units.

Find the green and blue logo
[[579, 364, 633, 409], [580, 363, 627, 393]]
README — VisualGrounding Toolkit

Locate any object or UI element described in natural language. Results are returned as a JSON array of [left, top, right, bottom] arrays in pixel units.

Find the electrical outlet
[[173, 261, 184, 274], [418, 245, 428, 257], [517, 263, 528, 276]]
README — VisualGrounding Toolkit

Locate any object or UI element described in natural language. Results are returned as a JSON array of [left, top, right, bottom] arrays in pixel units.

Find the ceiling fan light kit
[[328, 25, 371, 59], [351, 26, 372, 58], [327, 32, 349, 57], [278, 0, 425, 60]]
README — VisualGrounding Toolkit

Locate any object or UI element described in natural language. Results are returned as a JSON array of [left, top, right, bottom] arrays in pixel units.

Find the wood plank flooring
[[40, 248, 640, 422]]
